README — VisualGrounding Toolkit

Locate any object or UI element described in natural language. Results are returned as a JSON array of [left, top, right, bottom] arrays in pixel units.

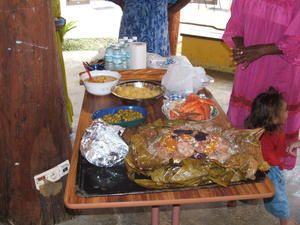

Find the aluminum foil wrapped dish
[[80, 119, 128, 167], [124, 119, 269, 189]]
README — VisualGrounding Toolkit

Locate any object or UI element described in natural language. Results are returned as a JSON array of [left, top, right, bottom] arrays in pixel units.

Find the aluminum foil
[[80, 118, 128, 167]]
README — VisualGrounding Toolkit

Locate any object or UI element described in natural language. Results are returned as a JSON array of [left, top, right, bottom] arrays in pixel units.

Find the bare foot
[[227, 200, 237, 207], [280, 218, 298, 225]]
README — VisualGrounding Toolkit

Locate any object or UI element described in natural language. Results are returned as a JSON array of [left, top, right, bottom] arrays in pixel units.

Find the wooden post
[[168, 11, 181, 56], [0, 1, 72, 225]]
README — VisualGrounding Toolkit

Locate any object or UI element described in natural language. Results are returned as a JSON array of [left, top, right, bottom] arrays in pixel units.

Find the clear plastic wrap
[[161, 63, 213, 96], [124, 120, 270, 188]]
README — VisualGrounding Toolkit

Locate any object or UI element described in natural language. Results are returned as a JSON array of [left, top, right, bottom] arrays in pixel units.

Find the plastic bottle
[[112, 44, 122, 70], [132, 36, 138, 42], [104, 44, 114, 70], [123, 36, 129, 43], [126, 39, 133, 69], [119, 41, 128, 70]]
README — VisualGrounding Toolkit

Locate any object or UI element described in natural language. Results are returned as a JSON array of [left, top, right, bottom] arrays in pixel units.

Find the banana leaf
[[124, 120, 269, 188]]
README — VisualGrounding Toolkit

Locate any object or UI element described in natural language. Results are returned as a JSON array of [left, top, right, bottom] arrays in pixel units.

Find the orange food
[[186, 93, 199, 101], [160, 134, 177, 152], [170, 110, 182, 119], [179, 101, 200, 113], [86, 75, 117, 83], [169, 94, 215, 121]]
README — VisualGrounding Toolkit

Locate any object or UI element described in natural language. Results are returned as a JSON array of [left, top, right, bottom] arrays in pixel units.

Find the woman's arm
[[168, 0, 190, 15], [232, 43, 283, 68], [231, 2, 300, 67], [222, 0, 244, 48], [108, 0, 123, 9], [232, 36, 244, 48]]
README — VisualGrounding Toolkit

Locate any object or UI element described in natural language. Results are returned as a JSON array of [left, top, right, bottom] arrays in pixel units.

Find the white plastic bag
[[147, 53, 166, 69], [147, 54, 192, 69], [161, 63, 212, 95]]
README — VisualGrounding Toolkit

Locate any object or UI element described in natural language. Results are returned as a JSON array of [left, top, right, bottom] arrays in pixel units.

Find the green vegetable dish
[[102, 109, 143, 124]]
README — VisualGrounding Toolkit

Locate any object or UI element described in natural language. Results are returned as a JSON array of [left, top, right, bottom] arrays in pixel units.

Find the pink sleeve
[[222, 0, 244, 48], [276, 6, 300, 65]]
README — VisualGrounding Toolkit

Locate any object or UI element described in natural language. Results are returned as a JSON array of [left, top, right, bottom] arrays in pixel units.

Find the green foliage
[[62, 20, 77, 38], [62, 38, 116, 51]]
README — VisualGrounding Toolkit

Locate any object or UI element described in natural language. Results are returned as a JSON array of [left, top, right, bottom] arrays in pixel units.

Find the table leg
[[151, 206, 160, 225], [172, 205, 181, 225]]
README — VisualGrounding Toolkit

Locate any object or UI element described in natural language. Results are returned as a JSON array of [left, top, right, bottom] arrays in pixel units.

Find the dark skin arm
[[231, 36, 283, 68], [232, 36, 244, 48], [109, 0, 124, 10], [168, 0, 190, 17]]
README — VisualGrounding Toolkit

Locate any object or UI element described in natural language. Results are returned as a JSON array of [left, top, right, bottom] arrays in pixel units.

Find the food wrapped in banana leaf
[[124, 120, 269, 188]]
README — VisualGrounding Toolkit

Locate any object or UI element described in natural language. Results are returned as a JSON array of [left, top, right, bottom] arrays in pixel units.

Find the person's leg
[[280, 218, 289, 225], [227, 200, 237, 207], [264, 167, 291, 223], [280, 218, 299, 225]]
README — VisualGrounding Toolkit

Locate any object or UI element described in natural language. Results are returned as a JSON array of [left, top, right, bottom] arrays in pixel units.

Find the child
[[245, 87, 300, 225]]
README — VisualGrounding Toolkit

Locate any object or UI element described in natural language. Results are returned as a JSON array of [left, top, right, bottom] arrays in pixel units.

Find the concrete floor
[[60, 51, 300, 225]]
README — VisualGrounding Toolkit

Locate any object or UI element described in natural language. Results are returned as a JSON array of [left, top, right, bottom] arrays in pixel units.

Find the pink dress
[[223, 0, 300, 168]]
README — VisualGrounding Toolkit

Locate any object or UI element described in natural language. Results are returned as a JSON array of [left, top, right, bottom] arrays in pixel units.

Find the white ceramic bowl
[[81, 70, 121, 96]]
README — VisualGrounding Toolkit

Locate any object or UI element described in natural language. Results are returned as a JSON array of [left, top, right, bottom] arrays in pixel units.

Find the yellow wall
[[181, 34, 234, 73]]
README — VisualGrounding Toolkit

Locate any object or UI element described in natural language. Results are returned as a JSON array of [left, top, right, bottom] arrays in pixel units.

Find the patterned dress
[[223, 0, 300, 168], [118, 0, 175, 57]]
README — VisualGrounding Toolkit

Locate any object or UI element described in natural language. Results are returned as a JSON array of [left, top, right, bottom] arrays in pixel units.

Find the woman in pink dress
[[223, 0, 300, 168]]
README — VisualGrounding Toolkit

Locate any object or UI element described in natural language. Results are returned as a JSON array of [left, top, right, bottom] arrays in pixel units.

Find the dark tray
[[76, 154, 266, 197]]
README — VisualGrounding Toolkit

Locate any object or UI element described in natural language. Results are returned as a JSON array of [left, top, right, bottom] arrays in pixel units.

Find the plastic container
[[132, 36, 138, 42], [119, 42, 128, 70], [112, 44, 122, 70], [123, 36, 129, 43], [104, 44, 114, 70], [87, 63, 105, 71], [126, 39, 133, 69]]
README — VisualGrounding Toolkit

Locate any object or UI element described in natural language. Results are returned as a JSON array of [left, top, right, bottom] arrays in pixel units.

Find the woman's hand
[[286, 141, 300, 157], [232, 45, 268, 68], [232, 44, 282, 69]]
